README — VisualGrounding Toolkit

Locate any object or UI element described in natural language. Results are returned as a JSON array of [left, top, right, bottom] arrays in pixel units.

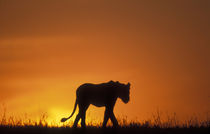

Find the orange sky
[[0, 0, 210, 125]]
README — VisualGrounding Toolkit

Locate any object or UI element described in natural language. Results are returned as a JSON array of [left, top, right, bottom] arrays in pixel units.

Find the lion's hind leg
[[73, 112, 81, 128], [73, 102, 89, 128]]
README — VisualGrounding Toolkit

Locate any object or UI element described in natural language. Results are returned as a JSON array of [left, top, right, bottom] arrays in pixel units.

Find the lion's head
[[115, 81, 130, 103]]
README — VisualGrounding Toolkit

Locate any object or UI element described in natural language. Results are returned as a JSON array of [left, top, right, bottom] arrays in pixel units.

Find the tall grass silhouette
[[0, 105, 209, 134], [1, 108, 209, 128]]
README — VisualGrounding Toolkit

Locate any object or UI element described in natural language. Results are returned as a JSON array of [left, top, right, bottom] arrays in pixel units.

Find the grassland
[[0, 107, 210, 134], [0, 110, 209, 134]]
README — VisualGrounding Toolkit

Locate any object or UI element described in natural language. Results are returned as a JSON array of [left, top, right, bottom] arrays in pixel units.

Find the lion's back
[[76, 82, 117, 106], [77, 83, 111, 96]]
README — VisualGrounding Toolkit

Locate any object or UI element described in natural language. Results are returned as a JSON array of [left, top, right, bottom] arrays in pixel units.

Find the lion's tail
[[61, 99, 78, 122]]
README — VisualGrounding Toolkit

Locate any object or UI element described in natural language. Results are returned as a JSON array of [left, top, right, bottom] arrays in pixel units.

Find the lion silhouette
[[61, 80, 130, 128]]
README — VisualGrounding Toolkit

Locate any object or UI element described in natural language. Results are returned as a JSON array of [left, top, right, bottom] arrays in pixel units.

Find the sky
[[0, 0, 210, 125]]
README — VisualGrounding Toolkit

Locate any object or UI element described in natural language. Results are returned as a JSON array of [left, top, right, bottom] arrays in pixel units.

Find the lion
[[61, 80, 130, 128]]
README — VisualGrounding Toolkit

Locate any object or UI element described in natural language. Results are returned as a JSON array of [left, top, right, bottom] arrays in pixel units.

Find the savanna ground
[[0, 109, 209, 134]]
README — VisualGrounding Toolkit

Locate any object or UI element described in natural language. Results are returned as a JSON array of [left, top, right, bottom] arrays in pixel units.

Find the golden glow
[[0, 0, 210, 126]]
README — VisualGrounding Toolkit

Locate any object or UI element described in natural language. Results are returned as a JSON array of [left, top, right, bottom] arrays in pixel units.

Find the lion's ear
[[109, 80, 114, 83], [127, 82, 130, 87]]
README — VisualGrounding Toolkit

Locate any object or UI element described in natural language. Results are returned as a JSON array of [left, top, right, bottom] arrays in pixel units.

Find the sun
[[47, 108, 72, 126], [47, 107, 103, 127]]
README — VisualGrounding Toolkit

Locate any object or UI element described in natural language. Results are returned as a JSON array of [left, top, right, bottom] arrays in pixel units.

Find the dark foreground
[[0, 126, 209, 134]]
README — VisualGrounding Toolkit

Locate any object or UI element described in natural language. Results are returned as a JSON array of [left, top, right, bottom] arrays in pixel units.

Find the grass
[[0, 108, 209, 134], [0, 124, 209, 134]]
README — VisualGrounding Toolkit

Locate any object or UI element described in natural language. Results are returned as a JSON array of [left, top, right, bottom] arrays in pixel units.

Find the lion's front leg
[[110, 110, 119, 127], [103, 104, 119, 128]]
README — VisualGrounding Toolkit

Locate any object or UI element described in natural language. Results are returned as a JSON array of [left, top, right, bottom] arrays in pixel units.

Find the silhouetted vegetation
[[0, 108, 209, 134]]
